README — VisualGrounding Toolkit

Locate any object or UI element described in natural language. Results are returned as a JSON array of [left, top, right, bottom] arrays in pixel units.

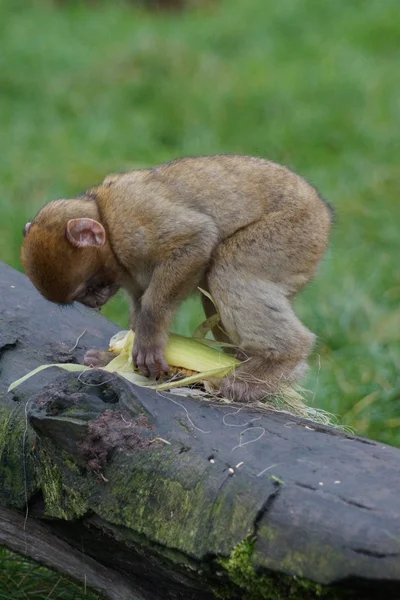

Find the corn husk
[[109, 330, 238, 377], [7, 302, 343, 429], [8, 328, 239, 393], [105, 329, 240, 392], [8, 363, 87, 392]]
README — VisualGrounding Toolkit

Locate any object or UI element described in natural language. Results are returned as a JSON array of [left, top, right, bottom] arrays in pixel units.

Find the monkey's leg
[[201, 292, 247, 361], [207, 210, 328, 402], [211, 276, 315, 401]]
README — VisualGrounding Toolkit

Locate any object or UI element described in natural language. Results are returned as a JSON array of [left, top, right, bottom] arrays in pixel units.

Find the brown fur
[[21, 155, 332, 400]]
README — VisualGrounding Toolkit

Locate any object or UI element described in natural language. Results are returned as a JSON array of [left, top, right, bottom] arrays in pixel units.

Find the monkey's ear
[[66, 218, 106, 248]]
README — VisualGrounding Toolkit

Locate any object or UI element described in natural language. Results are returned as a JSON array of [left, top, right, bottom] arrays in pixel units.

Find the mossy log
[[1, 260, 400, 600]]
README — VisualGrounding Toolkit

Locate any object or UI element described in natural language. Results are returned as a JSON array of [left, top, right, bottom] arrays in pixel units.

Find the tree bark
[[1, 260, 400, 599]]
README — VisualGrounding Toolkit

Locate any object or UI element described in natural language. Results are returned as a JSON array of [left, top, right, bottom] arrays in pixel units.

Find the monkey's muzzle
[[75, 283, 120, 310]]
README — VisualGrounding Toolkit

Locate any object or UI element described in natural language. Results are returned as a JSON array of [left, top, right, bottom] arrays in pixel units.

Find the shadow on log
[[1, 260, 400, 599]]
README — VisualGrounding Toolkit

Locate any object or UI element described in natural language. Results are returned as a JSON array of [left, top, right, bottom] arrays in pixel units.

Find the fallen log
[[1, 260, 400, 600]]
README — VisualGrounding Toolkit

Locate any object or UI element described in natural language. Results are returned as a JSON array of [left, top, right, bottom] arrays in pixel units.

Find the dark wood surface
[[1, 260, 400, 599]]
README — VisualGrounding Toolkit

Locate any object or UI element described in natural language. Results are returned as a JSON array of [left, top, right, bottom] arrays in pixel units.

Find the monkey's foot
[[83, 350, 116, 368], [220, 359, 308, 403], [219, 378, 274, 403]]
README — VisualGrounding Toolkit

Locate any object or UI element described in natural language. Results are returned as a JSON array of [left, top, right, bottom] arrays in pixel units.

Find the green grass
[[0, 547, 100, 599], [0, 1, 399, 595], [1, 0, 399, 445]]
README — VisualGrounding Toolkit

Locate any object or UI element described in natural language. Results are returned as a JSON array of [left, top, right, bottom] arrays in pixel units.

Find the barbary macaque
[[21, 155, 332, 401]]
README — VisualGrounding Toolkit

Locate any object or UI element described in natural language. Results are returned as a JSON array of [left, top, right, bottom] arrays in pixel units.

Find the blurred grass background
[[0, 0, 399, 596], [1, 0, 399, 441]]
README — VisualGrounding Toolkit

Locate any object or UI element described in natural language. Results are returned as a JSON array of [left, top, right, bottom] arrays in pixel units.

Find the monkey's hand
[[132, 330, 169, 380]]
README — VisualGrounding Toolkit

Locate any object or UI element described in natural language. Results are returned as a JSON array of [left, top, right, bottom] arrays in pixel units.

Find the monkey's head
[[21, 199, 120, 309]]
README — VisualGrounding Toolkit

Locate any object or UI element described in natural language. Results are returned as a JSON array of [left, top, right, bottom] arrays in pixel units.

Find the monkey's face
[[73, 273, 120, 309], [22, 207, 120, 309]]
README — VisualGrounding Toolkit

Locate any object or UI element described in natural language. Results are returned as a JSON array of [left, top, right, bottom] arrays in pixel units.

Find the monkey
[[21, 155, 333, 402]]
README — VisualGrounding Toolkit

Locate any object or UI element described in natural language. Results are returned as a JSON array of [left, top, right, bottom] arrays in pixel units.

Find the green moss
[[0, 408, 12, 458], [62, 453, 81, 475], [35, 444, 88, 520], [0, 396, 91, 517], [217, 538, 343, 600], [254, 521, 353, 587], [96, 517, 211, 584], [94, 453, 258, 559], [98, 464, 210, 550], [0, 405, 37, 508]]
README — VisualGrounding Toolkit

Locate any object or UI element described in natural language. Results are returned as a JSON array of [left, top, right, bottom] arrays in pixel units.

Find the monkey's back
[[100, 155, 331, 243], [153, 155, 316, 214]]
